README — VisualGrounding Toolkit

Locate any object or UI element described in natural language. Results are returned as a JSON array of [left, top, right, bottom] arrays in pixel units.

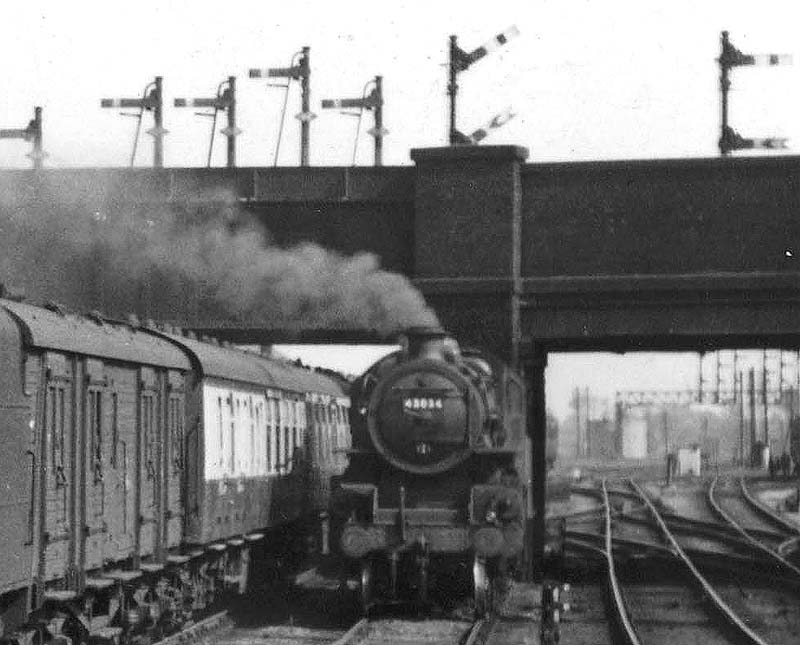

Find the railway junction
[[4, 145, 800, 642]]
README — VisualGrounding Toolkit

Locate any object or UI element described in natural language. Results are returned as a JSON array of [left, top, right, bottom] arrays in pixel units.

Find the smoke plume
[[0, 174, 438, 335]]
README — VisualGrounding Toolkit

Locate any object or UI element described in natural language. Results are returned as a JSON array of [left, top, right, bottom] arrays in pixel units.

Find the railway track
[[164, 610, 233, 645], [208, 615, 492, 645], [602, 480, 769, 645], [198, 600, 498, 645], [707, 475, 800, 583], [623, 479, 800, 643]]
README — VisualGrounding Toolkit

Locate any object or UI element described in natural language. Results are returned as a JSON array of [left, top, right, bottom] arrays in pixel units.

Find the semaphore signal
[[321, 75, 386, 166], [448, 27, 519, 145], [174, 76, 240, 168], [451, 107, 515, 145], [100, 76, 166, 167], [718, 31, 792, 156], [249, 46, 312, 166], [0, 106, 45, 168]]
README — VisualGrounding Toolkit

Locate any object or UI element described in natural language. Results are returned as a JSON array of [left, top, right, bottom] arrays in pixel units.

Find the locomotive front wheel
[[359, 561, 373, 616], [472, 556, 491, 618]]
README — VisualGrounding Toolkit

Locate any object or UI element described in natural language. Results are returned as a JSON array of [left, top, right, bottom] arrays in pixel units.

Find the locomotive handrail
[[25, 449, 35, 546]]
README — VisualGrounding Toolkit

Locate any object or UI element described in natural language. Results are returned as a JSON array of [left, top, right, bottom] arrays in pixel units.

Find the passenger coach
[[0, 298, 350, 645]]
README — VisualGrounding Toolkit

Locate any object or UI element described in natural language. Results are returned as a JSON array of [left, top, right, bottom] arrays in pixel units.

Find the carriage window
[[169, 396, 183, 474], [230, 397, 236, 474], [48, 385, 67, 488], [142, 393, 156, 481], [89, 389, 103, 483], [284, 426, 291, 471], [111, 392, 119, 467], [343, 405, 351, 448], [218, 396, 224, 467], [275, 418, 282, 473], [249, 397, 255, 475], [266, 400, 273, 473], [315, 406, 326, 460], [325, 407, 334, 451]]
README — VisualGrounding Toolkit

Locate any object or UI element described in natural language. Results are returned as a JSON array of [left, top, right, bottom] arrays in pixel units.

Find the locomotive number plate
[[403, 397, 444, 411]]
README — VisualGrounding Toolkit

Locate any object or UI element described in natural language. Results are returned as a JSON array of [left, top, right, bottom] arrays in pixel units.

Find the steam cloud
[[0, 175, 438, 335]]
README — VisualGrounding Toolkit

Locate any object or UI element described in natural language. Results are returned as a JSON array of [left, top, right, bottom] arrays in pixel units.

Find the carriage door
[[103, 374, 135, 564], [42, 353, 72, 581], [84, 359, 107, 570], [138, 368, 159, 557], [164, 372, 184, 549]]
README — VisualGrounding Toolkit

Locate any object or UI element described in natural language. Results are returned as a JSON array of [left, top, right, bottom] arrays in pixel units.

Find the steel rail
[[158, 610, 231, 645], [778, 535, 800, 557], [628, 479, 770, 645], [567, 528, 778, 572], [617, 511, 760, 551], [601, 479, 642, 645], [330, 618, 370, 645], [463, 617, 496, 645], [739, 478, 800, 536], [661, 509, 784, 542], [707, 476, 800, 580]]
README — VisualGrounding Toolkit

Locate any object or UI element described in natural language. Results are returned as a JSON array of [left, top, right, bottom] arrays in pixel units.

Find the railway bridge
[[3, 145, 800, 574]]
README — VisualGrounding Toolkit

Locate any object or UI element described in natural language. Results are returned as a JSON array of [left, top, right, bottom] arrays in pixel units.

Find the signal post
[[101, 76, 166, 167], [718, 31, 791, 155], [0, 106, 45, 168], [321, 75, 387, 166], [174, 76, 240, 167]]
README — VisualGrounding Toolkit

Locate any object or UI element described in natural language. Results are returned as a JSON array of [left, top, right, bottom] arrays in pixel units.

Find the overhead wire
[[206, 79, 228, 167], [129, 80, 154, 167], [351, 78, 375, 166], [274, 50, 302, 167]]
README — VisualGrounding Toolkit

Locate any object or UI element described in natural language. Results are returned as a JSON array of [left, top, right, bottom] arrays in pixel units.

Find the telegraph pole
[[749, 367, 756, 465], [763, 349, 770, 447], [738, 370, 745, 466], [573, 388, 582, 459], [698, 354, 704, 403], [584, 386, 590, 459]]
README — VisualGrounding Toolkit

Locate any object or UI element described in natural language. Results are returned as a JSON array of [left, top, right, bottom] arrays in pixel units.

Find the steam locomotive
[[0, 298, 349, 645], [331, 327, 530, 615]]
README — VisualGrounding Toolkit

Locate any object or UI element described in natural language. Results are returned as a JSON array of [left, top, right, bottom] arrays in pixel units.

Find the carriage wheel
[[472, 556, 491, 618]]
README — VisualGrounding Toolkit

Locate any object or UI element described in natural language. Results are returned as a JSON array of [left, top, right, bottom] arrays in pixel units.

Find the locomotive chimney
[[402, 326, 459, 360]]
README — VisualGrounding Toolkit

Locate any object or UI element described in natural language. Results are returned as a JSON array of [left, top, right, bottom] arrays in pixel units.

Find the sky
[[4, 1, 800, 419], [3, 1, 800, 167]]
